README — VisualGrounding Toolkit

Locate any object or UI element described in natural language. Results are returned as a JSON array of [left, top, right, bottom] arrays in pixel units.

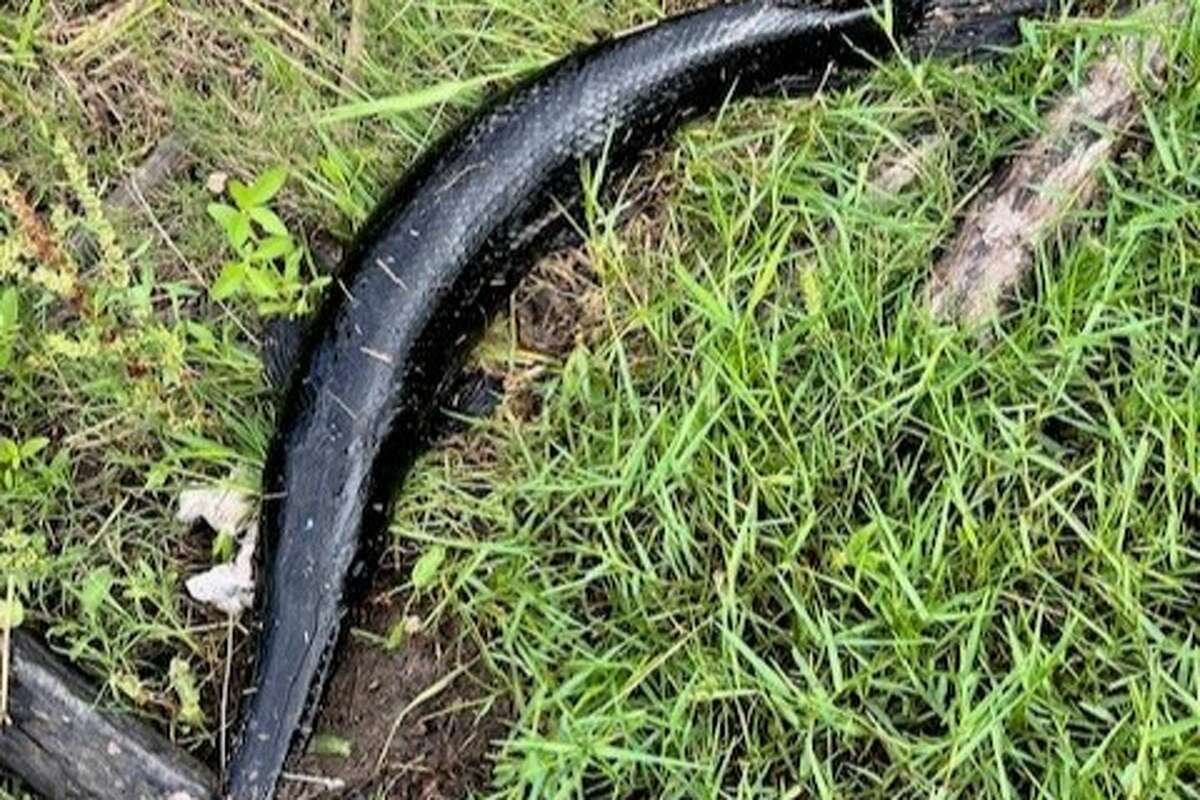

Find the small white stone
[[205, 172, 228, 195]]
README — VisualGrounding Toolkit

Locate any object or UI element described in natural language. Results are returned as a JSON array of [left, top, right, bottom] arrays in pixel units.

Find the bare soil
[[278, 598, 509, 800]]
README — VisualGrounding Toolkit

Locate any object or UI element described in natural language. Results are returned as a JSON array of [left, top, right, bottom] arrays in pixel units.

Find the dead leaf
[[185, 523, 257, 616], [177, 485, 253, 535]]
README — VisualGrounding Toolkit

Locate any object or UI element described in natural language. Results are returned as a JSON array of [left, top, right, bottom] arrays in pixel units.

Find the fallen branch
[[0, 631, 217, 800], [925, 2, 1177, 323]]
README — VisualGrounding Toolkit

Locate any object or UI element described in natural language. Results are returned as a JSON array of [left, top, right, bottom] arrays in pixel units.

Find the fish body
[[226, 2, 922, 796]]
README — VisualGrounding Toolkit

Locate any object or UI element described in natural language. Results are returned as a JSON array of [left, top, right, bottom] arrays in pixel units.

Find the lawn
[[2, 0, 1199, 798]]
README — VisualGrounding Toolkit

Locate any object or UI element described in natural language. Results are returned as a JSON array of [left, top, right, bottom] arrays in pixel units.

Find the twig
[[374, 661, 472, 774], [341, 0, 367, 92], [925, 2, 1178, 324], [220, 614, 235, 775], [280, 770, 347, 791]]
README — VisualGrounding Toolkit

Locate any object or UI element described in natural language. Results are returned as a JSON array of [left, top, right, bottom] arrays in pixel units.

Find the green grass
[[2, 1, 1200, 798]]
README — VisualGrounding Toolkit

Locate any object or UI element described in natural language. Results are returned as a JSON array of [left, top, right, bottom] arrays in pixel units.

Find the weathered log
[[0, 630, 217, 800], [925, 2, 1176, 323]]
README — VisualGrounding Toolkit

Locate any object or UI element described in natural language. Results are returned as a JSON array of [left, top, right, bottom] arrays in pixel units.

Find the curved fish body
[[226, 2, 924, 796]]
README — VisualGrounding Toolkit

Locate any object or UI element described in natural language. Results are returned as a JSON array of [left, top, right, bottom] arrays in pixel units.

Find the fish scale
[[226, 2, 926, 797]]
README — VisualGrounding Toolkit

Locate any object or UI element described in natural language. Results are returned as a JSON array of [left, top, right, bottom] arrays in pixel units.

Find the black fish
[[227, 2, 924, 796]]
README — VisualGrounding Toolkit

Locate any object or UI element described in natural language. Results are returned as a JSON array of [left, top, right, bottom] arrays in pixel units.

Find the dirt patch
[[278, 598, 508, 800], [514, 249, 604, 358]]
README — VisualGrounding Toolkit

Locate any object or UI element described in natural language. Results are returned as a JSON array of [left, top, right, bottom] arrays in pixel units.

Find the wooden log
[[925, 2, 1176, 323], [0, 630, 218, 800]]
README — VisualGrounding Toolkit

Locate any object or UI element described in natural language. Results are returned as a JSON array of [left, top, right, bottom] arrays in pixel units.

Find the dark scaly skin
[[226, 2, 925, 796]]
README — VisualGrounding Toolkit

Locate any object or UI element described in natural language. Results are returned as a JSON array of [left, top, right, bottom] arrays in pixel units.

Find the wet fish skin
[[225, 2, 923, 797]]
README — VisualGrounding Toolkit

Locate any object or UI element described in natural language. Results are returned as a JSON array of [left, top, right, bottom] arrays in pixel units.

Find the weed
[[208, 167, 330, 317], [0, 286, 16, 370], [0, 0, 42, 69], [0, 436, 49, 492]]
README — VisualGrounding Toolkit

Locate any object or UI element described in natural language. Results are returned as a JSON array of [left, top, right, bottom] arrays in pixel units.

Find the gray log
[[0, 631, 217, 800]]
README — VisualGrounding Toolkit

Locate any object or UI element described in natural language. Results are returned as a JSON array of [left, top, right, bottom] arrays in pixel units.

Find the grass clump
[[1, 1, 1199, 798]]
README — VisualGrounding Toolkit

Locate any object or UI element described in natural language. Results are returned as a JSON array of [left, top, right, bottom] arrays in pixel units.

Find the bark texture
[[0, 631, 218, 800], [926, 3, 1175, 322]]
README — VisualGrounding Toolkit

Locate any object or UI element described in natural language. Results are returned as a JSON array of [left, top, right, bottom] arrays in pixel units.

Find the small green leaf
[[318, 156, 345, 183], [384, 615, 421, 651], [249, 206, 290, 237], [206, 201, 238, 227], [0, 286, 17, 328], [385, 622, 409, 651], [0, 596, 24, 630], [207, 203, 251, 249], [256, 299, 290, 317], [244, 266, 279, 298], [20, 437, 49, 460], [212, 530, 236, 563], [283, 248, 303, 282], [112, 672, 149, 705], [211, 262, 247, 300], [250, 235, 294, 263], [308, 732, 353, 758], [145, 461, 170, 490], [79, 567, 114, 616], [411, 545, 446, 590], [245, 167, 288, 207], [0, 437, 18, 465], [227, 179, 253, 211], [0, 289, 16, 367]]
